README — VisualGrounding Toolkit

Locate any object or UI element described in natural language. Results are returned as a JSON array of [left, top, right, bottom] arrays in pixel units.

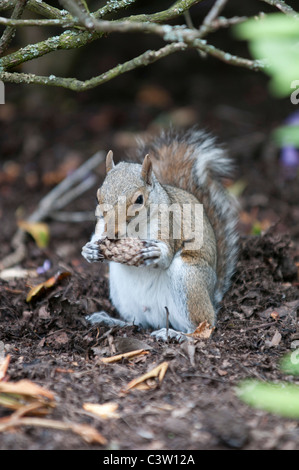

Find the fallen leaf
[[0, 379, 55, 400], [18, 220, 50, 248], [265, 329, 282, 348], [100, 349, 149, 364], [0, 379, 55, 414], [217, 369, 228, 377], [0, 267, 38, 280], [186, 321, 215, 339], [0, 414, 107, 445], [70, 422, 107, 445], [270, 311, 280, 320], [83, 402, 120, 419], [123, 361, 169, 393], [26, 271, 71, 302], [55, 368, 75, 374]]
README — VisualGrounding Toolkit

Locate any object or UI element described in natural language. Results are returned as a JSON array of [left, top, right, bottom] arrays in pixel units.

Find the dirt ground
[[0, 40, 299, 450]]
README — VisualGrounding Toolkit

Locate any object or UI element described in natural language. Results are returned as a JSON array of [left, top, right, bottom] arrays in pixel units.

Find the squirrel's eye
[[135, 195, 143, 205]]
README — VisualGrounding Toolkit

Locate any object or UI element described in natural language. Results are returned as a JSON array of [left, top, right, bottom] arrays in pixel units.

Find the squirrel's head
[[95, 151, 154, 238]]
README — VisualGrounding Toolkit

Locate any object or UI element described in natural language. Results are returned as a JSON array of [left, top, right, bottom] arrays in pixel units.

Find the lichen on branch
[[0, 0, 295, 91]]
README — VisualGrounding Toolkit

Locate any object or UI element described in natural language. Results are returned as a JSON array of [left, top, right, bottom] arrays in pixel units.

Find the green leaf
[[273, 125, 299, 146], [236, 380, 299, 419], [280, 351, 299, 376], [234, 14, 299, 40], [18, 220, 50, 249], [249, 39, 299, 96], [234, 14, 299, 97]]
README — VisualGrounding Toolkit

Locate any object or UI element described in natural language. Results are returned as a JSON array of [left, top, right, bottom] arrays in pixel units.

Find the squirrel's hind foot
[[151, 328, 186, 343]]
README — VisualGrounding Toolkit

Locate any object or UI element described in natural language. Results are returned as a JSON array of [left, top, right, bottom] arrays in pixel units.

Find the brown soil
[[0, 43, 299, 451]]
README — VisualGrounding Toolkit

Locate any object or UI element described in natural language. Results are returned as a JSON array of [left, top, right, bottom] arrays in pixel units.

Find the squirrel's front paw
[[137, 240, 170, 269], [81, 241, 103, 263]]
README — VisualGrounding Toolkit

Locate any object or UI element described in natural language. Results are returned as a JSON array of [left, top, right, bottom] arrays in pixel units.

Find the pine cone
[[97, 238, 146, 267]]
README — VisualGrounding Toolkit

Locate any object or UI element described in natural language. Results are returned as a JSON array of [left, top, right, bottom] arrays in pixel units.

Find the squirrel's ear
[[106, 150, 115, 173], [141, 154, 152, 185]]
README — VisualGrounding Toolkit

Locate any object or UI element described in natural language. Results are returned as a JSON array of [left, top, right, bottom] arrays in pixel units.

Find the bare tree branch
[[0, 42, 189, 90], [0, 151, 105, 270], [0, 0, 28, 55], [3, 0, 72, 19], [259, 0, 298, 17], [199, 0, 228, 36], [0, 0, 295, 91]]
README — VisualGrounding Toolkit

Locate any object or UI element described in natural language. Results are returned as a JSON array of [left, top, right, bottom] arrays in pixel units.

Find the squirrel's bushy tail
[[136, 128, 239, 304]]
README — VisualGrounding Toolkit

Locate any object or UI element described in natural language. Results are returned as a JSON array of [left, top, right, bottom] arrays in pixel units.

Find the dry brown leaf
[[83, 402, 120, 419], [0, 379, 55, 400], [0, 267, 38, 280], [217, 369, 228, 377], [0, 414, 107, 445], [270, 311, 280, 320], [0, 354, 11, 381], [265, 329, 282, 348], [0, 379, 55, 415], [186, 320, 215, 339], [26, 270, 71, 302], [123, 361, 169, 393], [100, 349, 149, 364], [55, 367, 75, 374], [70, 422, 107, 445]]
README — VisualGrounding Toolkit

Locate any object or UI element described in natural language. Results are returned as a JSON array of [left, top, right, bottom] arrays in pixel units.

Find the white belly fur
[[109, 257, 192, 333]]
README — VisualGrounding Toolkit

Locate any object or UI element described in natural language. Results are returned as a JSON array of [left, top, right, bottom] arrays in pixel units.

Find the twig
[[0, 35, 264, 91], [49, 211, 95, 222], [0, 0, 267, 90], [242, 321, 276, 332], [28, 151, 104, 222], [0, 43, 189, 90], [259, 0, 298, 17], [0, 0, 72, 19], [0, 413, 107, 444], [94, 0, 138, 20], [199, 0, 228, 36], [46, 174, 96, 213], [233, 358, 267, 381], [210, 15, 249, 29], [0, 16, 76, 27], [0, 151, 104, 270], [0, 0, 28, 55], [58, 0, 93, 29], [165, 306, 170, 342]]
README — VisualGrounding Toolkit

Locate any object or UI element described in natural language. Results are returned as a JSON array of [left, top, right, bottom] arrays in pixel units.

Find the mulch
[[0, 65, 299, 450]]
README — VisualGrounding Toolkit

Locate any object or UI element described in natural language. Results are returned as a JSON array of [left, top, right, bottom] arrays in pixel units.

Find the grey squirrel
[[81, 128, 238, 341]]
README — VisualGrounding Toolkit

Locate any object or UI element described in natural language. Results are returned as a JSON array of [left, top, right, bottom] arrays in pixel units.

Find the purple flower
[[280, 146, 299, 179], [285, 111, 299, 125], [37, 259, 51, 274]]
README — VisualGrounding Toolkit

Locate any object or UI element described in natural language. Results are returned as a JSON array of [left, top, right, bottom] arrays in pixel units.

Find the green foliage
[[280, 351, 299, 375], [236, 380, 299, 419], [234, 13, 299, 97], [237, 346, 299, 419], [272, 125, 299, 147]]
